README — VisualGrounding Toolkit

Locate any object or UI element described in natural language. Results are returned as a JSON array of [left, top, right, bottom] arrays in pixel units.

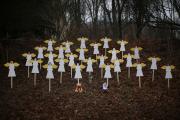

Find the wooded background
[[0, 0, 180, 40]]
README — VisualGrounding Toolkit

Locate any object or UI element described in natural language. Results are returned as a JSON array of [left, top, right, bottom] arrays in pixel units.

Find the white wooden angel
[[55, 45, 66, 59], [55, 58, 69, 84], [31, 58, 43, 86], [34, 45, 46, 69], [43, 62, 57, 92], [84, 57, 97, 82], [102, 64, 114, 86], [161, 65, 175, 88], [111, 59, 124, 84], [77, 37, 88, 48], [130, 46, 143, 62], [123, 53, 134, 79], [97, 55, 108, 78], [132, 63, 146, 88], [90, 42, 102, 59], [72, 63, 86, 84], [148, 57, 161, 81], [100, 37, 112, 56], [44, 39, 56, 52], [44, 52, 57, 65], [62, 41, 74, 53], [76, 48, 88, 63], [108, 48, 120, 62], [66, 53, 78, 78], [117, 40, 128, 59], [4, 61, 20, 88], [22, 52, 36, 78]]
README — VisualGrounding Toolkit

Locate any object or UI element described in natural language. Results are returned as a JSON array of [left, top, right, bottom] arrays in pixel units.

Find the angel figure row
[[4, 37, 175, 92]]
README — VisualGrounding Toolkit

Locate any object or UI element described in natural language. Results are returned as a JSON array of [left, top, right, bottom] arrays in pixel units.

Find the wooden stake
[[117, 72, 119, 84], [71, 67, 72, 78], [152, 70, 155, 82], [168, 79, 170, 89], [60, 72, 62, 84], [128, 67, 131, 79], [40, 63, 42, 70], [105, 48, 107, 56], [11, 77, 13, 89], [138, 76, 141, 88], [101, 68, 103, 79], [49, 78, 51, 92], [28, 66, 30, 78], [34, 73, 37, 86], [107, 78, 109, 86], [121, 52, 123, 59], [78, 78, 80, 84]]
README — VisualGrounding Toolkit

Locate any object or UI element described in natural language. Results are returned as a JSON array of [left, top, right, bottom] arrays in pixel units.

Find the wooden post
[[60, 72, 62, 84], [11, 77, 13, 89], [101, 68, 103, 79], [49, 78, 51, 92], [78, 78, 80, 84], [121, 52, 123, 59], [107, 78, 109, 86], [168, 79, 170, 89], [117, 72, 119, 84], [138, 76, 141, 88], [128, 67, 130, 79], [34, 73, 37, 86], [28, 66, 30, 78], [71, 67, 72, 78], [105, 48, 107, 56], [152, 70, 154, 82]]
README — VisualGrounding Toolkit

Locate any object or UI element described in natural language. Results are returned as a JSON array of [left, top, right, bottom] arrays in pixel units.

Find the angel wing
[[55, 47, 60, 50], [44, 40, 49, 43], [124, 41, 128, 44], [132, 63, 138, 67], [53, 54, 58, 57], [110, 64, 114, 68], [52, 40, 56, 43], [64, 59, 69, 63], [52, 64, 58, 69], [123, 54, 128, 58], [22, 53, 27, 57], [138, 47, 143, 50], [76, 48, 81, 52], [44, 54, 49, 57], [108, 50, 112, 53], [130, 48, 135, 51], [92, 59, 97, 63], [116, 50, 120, 53], [101, 64, 106, 68], [84, 49, 88, 52], [80, 64, 86, 69], [55, 59, 60, 62], [141, 63, 146, 67], [34, 47, 39, 50], [119, 59, 124, 63], [31, 53, 36, 57], [69, 42, 74, 45], [97, 43, 102, 46], [14, 63, 20, 67], [43, 47, 47, 50], [43, 64, 48, 69], [156, 57, 161, 61], [4, 63, 10, 67], [170, 65, 175, 69], [37, 59, 43, 64], [161, 66, 166, 69], [148, 57, 152, 61], [90, 43, 95, 46], [71, 64, 76, 69], [74, 54, 78, 58]]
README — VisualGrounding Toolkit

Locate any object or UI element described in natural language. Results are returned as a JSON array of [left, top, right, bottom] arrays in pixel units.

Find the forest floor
[[0, 38, 180, 120]]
